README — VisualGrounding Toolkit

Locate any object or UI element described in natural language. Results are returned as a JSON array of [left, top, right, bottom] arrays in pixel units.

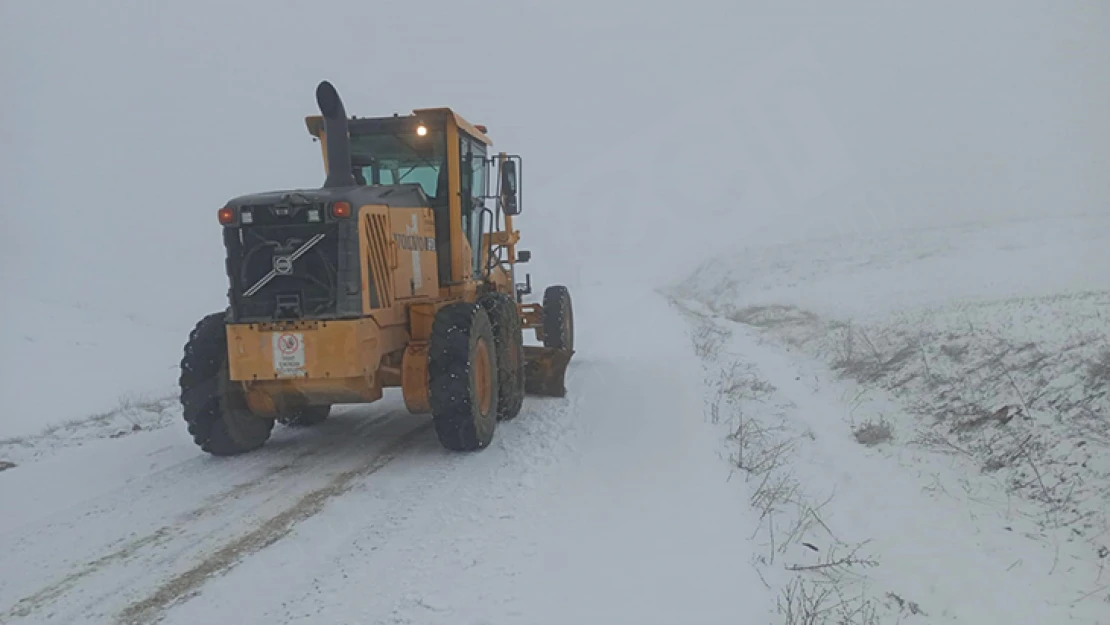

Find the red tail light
[[217, 206, 235, 225], [331, 201, 351, 218]]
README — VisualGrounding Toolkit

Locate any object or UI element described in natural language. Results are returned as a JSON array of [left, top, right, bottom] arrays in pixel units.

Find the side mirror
[[516, 250, 531, 263], [500, 159, 521, 215]]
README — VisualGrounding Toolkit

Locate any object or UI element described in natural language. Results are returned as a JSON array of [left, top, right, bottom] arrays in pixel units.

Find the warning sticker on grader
[[272, 332, 305, 377]]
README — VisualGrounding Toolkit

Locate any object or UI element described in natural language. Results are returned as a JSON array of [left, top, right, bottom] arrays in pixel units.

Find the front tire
[[542, 285, 574, 351], [479, 292, 525, 421], [428, 302, 500, 451], [179, 312, 274, 456]]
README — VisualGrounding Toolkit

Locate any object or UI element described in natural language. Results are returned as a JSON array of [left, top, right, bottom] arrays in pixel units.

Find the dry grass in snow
[[0, 393, 180, 466], [724, 295, 1110, 546], [684, 305, 913, 624], [852, 417, 893, 447]]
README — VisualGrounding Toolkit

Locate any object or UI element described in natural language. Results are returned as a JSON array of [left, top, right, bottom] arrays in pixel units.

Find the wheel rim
[[474, 338, 493, 415]]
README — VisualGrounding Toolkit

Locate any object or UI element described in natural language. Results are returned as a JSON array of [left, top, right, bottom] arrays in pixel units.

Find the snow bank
[[677, 214, 1110, 322], [0, 295, 185, 441], [670, 213, 1110, 618], [674, 297, 1109, 623]]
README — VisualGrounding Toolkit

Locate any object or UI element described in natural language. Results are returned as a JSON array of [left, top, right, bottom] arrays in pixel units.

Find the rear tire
[[179, 312, 274, 456], [542, 285, 574, 351], [428, 302, 499, 451], [277, 405, 331, 427], [479, 292, 525, 421]]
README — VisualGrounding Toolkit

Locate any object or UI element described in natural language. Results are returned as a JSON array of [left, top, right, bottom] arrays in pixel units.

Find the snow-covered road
[[0, 285, 769, 625]]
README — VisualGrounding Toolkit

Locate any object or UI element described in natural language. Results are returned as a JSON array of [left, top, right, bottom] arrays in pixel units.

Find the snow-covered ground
[[0, 295, 185, 442], [0, 284, 778, 625], [2, 215, 1107, 624], [668, 212, 1110, 622]]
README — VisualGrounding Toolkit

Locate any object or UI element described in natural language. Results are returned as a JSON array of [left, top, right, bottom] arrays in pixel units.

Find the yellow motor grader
[[179, 81, 573, 455]]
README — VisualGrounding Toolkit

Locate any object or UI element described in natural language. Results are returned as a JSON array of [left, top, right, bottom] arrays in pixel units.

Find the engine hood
[[225, 183, 431, 210]]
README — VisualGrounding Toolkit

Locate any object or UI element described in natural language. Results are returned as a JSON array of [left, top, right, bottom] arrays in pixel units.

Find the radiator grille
[[231, 223, 339, 320]]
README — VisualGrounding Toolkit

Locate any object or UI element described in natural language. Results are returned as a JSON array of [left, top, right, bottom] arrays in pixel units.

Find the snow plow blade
[[523, 346, 574, 397]]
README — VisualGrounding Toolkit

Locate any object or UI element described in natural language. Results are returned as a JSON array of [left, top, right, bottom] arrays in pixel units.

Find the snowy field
[[0, 296, 185, 443], [668, 213, 1110, 622]]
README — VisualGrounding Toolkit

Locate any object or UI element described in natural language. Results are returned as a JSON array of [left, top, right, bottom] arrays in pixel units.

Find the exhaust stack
[[315, 81, 356, 188]]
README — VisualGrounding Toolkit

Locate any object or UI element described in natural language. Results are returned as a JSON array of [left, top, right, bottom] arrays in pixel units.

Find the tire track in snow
[[179, 413, 397, 520], [3, 528, 176, 621], [115, 420, 431, 625], [0, 412, 402, 624]]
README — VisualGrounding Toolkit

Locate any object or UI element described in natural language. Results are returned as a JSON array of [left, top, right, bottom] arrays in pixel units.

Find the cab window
[[349, 127, 448, 199], [459, 135, 488, 274]]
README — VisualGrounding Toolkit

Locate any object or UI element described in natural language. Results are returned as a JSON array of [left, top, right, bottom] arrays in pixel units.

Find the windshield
[[349, 127, 447, 199]]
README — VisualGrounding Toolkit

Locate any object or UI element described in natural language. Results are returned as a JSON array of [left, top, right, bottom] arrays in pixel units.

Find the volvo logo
[[273, 255, 294, 275]]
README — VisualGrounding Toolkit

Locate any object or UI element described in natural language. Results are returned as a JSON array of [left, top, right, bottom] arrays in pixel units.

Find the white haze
[[1, 1, 1107, 427]]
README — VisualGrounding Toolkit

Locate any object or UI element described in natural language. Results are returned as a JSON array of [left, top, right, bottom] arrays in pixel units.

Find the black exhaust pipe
[[315, 81, 356, 188]]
